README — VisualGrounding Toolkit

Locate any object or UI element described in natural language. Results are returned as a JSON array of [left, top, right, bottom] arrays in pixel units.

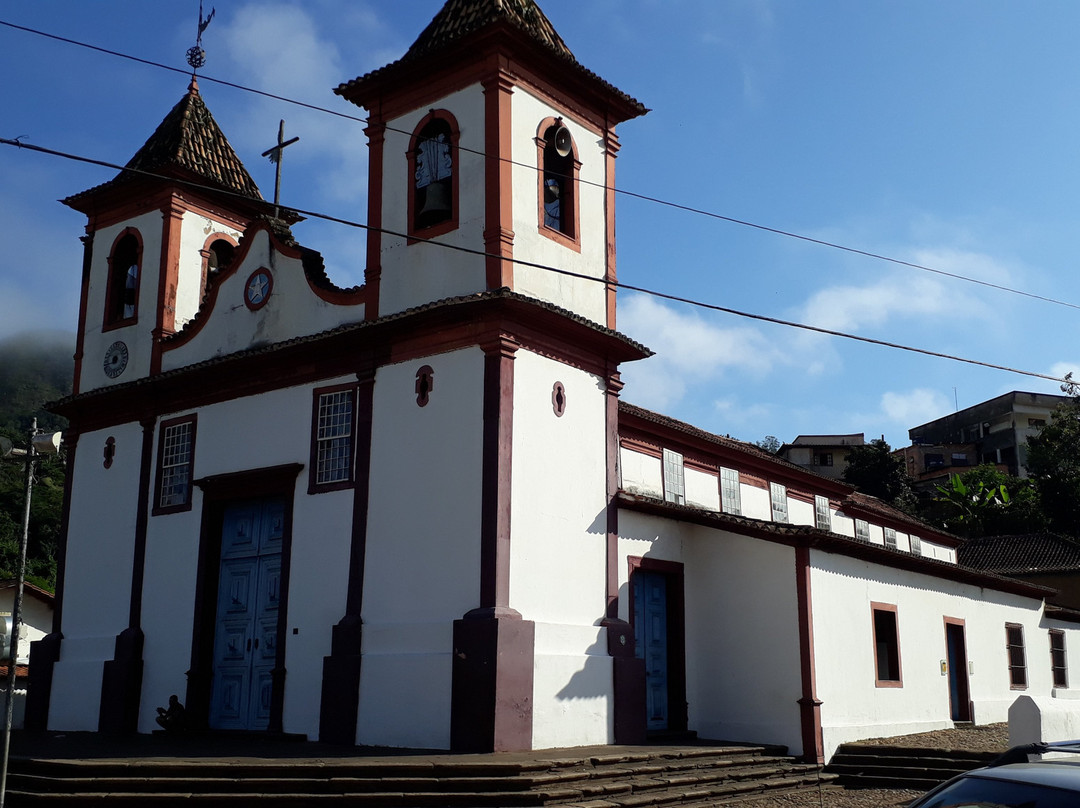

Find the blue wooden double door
[[632, 564, 686, 733], [209, 497, 285, 730]]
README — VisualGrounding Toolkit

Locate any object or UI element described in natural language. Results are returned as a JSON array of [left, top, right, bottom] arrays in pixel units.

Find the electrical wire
[[4, 17, 1080, 313], [1, 135, 1071, 389]]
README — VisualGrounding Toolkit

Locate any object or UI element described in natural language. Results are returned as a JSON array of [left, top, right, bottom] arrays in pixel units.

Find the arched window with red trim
[[408, 110, 460, 239], [105, 229, 142, 327]]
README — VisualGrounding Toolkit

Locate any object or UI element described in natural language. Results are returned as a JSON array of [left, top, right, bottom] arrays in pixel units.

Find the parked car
[[909, 740, 1080, 807]]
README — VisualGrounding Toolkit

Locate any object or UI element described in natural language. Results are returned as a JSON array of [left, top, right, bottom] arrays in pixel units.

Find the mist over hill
[[0, 329, 75, 436]]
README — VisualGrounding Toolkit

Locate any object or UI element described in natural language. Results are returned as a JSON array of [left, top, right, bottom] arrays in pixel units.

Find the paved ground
[[732, 724, 1011, 808]]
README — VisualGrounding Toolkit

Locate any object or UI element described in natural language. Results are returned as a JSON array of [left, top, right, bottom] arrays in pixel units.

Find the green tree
[[755, 435, 781, 454], [0, 330, 74, 592], [931, 465, 1045, 538], [842, 438, 915, 512], [1026, 383, 1080, 534]]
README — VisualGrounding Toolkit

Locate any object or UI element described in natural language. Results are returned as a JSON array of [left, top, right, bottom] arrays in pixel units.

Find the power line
[[1, 134, 1071, 389], [4, 18, 1080, 314]]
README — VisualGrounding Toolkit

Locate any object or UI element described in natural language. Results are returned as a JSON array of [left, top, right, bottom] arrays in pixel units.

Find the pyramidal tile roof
[[404, 0, 574, 61], [67, 78, 262, 205], [336, 0, 646, 119]]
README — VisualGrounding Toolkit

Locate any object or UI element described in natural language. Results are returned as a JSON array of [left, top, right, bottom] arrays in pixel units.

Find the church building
[[32, 0, 1080, 763]]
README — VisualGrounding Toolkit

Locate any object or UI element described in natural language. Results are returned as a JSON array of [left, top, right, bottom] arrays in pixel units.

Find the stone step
[[6, 744, 834, 808]]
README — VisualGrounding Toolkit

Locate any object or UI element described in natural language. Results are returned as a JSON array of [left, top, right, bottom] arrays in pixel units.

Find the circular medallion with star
[[243, 268, 273, 311]]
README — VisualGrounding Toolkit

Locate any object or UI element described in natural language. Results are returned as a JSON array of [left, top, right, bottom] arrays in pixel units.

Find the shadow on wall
[[554, 654, 612, 701]]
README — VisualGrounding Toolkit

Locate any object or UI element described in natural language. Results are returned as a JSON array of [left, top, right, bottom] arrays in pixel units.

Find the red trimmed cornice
[[51, 292, 649, 433], [338, 23, 645, 132]]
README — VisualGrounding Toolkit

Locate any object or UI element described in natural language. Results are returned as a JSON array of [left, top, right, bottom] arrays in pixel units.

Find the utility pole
[[0, 420, 60, 808]]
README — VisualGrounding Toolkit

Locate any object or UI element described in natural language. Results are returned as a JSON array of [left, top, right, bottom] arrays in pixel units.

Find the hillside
[[0, 330, 75, 592]]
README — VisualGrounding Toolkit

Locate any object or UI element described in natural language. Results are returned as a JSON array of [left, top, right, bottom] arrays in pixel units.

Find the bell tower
[[63, 78, 271, 395], [336, 0, 647, 327]]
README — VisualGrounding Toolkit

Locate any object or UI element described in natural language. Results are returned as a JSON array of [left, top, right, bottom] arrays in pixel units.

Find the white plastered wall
[[173, 211, 243, 328], [359, 347, 485, 749], [510, 89, 608, 325], [81, 212, 163, 392], [49, 423, 142, 730], [810, 550, 1067, 760], [162, 230, 364, 373], [509, 351, 612, 748], [685, 467, 719, 510], [136, 381, 355, 737], [377, 86, 488, 317], [618, 512, 804, 753]]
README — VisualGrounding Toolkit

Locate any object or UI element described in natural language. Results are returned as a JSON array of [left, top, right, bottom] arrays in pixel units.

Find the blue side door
[[209, 498, 284, 730], [633, 570, 669, 730]]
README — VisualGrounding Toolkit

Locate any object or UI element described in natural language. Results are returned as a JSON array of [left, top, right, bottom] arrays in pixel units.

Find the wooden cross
[[261, 120, 300, 218]]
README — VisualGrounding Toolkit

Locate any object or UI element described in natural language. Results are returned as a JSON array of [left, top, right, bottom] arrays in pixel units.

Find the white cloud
[[215, 4, 374, 206], [879, 388, 953, 428], [617, 293, 786, 410]]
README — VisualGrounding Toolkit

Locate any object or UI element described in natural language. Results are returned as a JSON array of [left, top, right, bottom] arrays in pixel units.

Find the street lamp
[[0, 419, 62, 808]]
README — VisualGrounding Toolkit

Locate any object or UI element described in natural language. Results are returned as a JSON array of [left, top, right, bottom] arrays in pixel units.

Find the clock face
[[103, 341, 129, 378], [244, 268, 273, 311]]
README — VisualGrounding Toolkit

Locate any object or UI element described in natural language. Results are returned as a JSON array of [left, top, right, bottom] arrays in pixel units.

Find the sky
[[3, 0, 1080, 450]]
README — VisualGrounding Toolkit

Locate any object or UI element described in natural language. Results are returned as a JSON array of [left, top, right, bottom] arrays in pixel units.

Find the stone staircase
[[6, 744, 837, 807], [825, 743, 998, 791]]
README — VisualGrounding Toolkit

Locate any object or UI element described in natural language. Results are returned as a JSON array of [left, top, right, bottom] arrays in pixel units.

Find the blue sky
[[3, 1, 1079, 449]]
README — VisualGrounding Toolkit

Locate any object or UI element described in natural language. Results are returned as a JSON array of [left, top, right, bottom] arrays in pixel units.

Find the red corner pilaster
[[151, 202, 184, 375], [796, 545, 825, 764], [479, 335, 517, 609], [603, 126, 621, 330], [364, 120, 386, 320], [450, 335, 534, 753], [482, 66, 515, 291]]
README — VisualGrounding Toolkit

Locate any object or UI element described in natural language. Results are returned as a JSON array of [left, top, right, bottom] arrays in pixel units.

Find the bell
[[419, 180, 451, 219]]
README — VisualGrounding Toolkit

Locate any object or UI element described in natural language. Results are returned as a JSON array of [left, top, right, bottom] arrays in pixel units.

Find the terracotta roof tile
[[406, 0, 573, 61], [65, 78, 261, 205], [959, 532, 1080, 575], [335, 0, 646, 120]]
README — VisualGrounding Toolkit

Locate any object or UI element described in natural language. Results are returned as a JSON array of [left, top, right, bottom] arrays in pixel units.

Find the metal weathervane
[[187, 0, 216, 71]]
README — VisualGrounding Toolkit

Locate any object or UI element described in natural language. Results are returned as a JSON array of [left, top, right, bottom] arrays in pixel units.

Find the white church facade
[[31, 0, 1080, 763]]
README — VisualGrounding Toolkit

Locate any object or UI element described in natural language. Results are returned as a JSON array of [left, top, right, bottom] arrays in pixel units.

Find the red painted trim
[[102, 228, 144, 332], [535, 116, 581, 252], [199, 231, 239, 303], [604, 127, 620, 330], [242, 267, 274, 312], [72, 233, 93, 395], [129, 418, 156, 629], [627, 555, 687, 732], [483, 68, 516, 290], [151, 414, 197, 516], [871, 601, 904, 688], [795, 546, 824, 764], [604, 371, 623, 618], [55, 295, 649, 434], [308, 382, 358, 495], [346, 365, 376, 617], [158, 202, 184, 337], [944, 616, 972, 720], [415, 365, 434, 407], [479, 337, 517, 610], [52, 431, 78, 634], [1006, 622, 1029, 690], [365, 121, 385, 321], [338, 24, 644, 131], [162, 220, 306, 351], [407, 109, 461, 243], [186, 464, 302, 731]]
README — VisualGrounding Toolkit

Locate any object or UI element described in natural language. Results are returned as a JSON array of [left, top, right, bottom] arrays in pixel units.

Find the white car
[[909, 740, 1080, 807]]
